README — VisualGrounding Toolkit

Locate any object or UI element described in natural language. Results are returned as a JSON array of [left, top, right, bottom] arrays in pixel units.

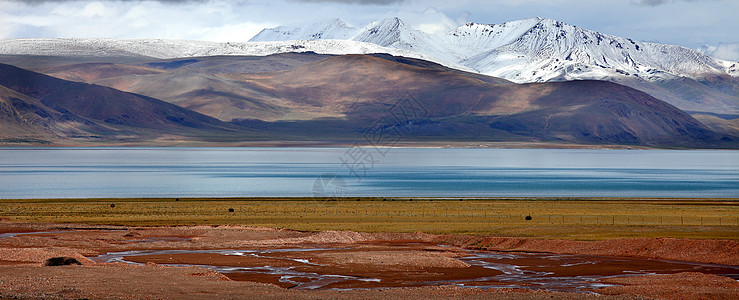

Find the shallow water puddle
[[89, 244, 739, 293], [451, 251, 739, 292], [0, 230, 77, 239]]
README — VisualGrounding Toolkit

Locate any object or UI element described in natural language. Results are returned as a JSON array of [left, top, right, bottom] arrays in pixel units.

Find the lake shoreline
[[3, 196, 739, 201], [0, 141, 687, 150]]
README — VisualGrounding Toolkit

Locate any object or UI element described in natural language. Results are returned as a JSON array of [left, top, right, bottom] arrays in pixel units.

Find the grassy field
[[1, 197, 738, 240]]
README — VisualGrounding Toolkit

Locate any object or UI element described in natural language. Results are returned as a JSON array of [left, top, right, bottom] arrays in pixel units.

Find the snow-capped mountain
[[252, 17, 461, 67], [1, 17, 736, 114], [251, 17, 737, 82], [249, 17, 738, 114], [457, 18, 738, 82], [249, 18, 357, 41], [0, 37, 472, 71], [0, 38, 388, 59], [4, 17, 734, 81]]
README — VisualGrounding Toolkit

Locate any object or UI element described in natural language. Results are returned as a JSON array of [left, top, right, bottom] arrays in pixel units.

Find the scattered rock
[[123, 232, 141, 237], [45, 257, 82, 266]]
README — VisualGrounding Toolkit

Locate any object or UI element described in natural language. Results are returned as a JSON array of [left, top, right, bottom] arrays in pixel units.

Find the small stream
[[89, 245, 739, 293], [5, 231, 737, 293], [0, 231, 65, 239], [91, 248, 381, 289]]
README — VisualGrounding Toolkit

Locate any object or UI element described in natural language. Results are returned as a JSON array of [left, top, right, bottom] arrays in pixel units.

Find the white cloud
[[0, 0, 737, 53], [398, 7, 458, 34], [79, 2, 108, 18], [698, 43, 739, 62], [456, 11, 470, 25], [190, 22, 277, 42], [1, 0, 274, 41]]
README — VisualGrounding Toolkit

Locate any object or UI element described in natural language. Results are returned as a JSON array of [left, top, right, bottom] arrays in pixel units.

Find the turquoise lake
[[0, 148, 737, 199]]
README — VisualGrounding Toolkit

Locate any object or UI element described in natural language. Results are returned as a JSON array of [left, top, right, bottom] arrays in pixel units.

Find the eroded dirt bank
[[439, 235, 739, 266], [1, 221, 737, 299]]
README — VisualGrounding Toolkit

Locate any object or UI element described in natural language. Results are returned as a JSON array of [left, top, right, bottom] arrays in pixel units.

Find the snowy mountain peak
[[351, 17, 430, 48], [446, 18, 543, 52], [250, 18, 357, 42], [246, 16, 735, 90], [373, 16, 404, 26], [4, 17, 736, 84], [358, 17, 407, 36]]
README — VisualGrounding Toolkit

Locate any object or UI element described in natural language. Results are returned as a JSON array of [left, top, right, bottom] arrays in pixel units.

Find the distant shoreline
[[2, 197, 738, 201], [0, 141, 713, 150]]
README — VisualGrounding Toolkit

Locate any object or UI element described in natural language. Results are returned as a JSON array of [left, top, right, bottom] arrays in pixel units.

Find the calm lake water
[[0, 147, 737, 199]]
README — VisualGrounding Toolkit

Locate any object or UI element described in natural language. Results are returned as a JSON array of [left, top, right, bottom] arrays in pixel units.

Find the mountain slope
[[0, 38, 466, 71], [5, 17, 734, 114], [0, 54, 734, 148], [34, 63, 164, 82], [0, 63, 236, 136], [488, 80, 717, 145], [0, 85, 109, 142], [455, 18, 732, 80], [221, 55, 730, 147], [32, 53, 511, 122]]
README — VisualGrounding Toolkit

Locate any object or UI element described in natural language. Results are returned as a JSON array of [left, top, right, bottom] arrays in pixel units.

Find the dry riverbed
[[1, 221, 738, 299]]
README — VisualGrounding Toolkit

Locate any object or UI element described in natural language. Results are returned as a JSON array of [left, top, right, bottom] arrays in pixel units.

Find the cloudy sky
[[1, 0, 738, 60]]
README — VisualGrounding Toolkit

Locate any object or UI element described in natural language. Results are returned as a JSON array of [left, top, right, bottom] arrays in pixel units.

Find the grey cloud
[[633, 0, 669, 5], [456, 11, 471, 25], [632, 0, 703, 6], [10, 0, 207, 4], [287, 0, 406, 4], [699, 43, 739, 61]]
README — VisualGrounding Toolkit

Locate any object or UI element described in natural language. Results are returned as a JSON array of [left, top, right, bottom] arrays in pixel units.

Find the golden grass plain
[[1, 197, 737, 240]]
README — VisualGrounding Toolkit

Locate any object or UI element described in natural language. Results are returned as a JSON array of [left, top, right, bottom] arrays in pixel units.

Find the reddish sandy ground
[[0, 221, 737, 299]]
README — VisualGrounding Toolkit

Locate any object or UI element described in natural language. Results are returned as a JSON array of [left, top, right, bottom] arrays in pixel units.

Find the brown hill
[[224, 55, 730, 147], [488, 81, 720, 145], [33, 53, 513, 122], [0, 63, 246, 144], [4, 54, 735, 148], [34, 63, 164, 82], [0, 63, 232, 131], [223, 54, 508, 120], [0, 85, 105, 142]]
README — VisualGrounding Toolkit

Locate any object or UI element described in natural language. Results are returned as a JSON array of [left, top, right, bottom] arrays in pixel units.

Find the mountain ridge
[[0, 63, 245, 143], [249, 17, 738, 115], [251, 17, 737, 79], [0, 54, 735, 148], [205, 54, 733, 148]]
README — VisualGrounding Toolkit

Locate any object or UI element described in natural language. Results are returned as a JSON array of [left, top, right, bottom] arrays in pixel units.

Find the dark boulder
[[45, 257, 82, 266]]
